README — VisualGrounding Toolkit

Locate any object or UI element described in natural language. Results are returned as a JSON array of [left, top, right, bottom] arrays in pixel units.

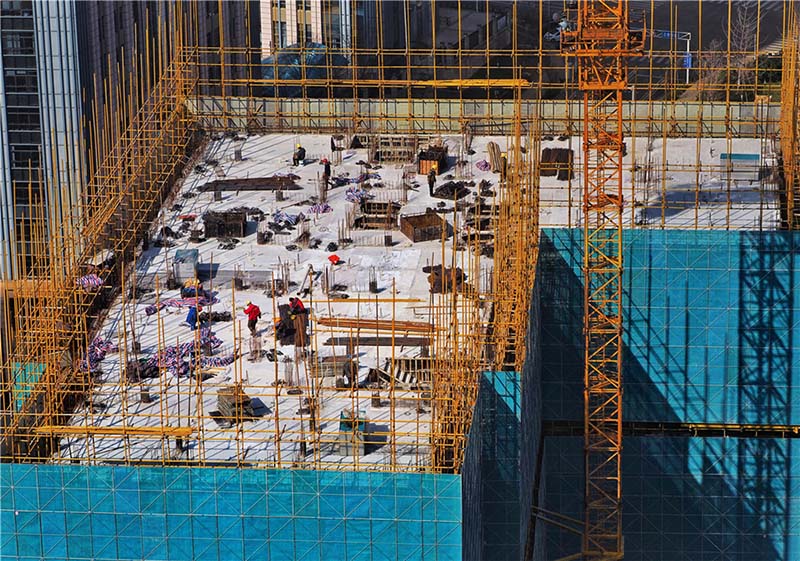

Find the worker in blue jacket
[[186, 305, 199, 330]]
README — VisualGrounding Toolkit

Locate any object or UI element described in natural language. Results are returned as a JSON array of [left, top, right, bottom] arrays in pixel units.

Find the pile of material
[[198, 310, 232, 323], [217, 383, 255, 420], [309, 202, 333, 214], [76, 273, 104, 291], [142, 327, 227, 376], [487, 141, 503, 172], [203, 210, 247, 238], [423, 265, 466, 294], [540, 148, 574, 180], [79, 337, 119, 373], [433, 181, 470, 200], [478, 179, 494, 197], [345, 187, 374, 203], [280, 210, 303, 225]]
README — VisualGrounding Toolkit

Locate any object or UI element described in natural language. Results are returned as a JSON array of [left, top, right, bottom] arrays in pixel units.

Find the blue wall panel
[[538, 229, 800, 561], [543, 435, 800, 561], [0, 464, 462, 561], [540, 229, 799, 425]]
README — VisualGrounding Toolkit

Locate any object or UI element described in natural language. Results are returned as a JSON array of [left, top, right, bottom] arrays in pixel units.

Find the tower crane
[[560, 2, 643, 559]]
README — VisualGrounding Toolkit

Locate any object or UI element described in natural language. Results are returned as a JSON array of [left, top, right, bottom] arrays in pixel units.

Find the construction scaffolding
[[0, 2, 799, 558], [782, 7, 800, 228], [0, 4, 542, 473]]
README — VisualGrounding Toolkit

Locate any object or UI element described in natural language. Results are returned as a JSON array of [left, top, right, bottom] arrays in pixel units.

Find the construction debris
[[217, 383, 255, 421], [424, 265, 466, 294], [203, 210, 247, 238], [433, 181, 470, 200]]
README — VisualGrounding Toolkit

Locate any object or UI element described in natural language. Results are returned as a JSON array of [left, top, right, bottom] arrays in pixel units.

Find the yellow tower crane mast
[[560, 2, 643, 559]]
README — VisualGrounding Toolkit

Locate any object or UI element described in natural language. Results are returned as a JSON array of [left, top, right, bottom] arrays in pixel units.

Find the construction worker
[[321, 158, 331, 188], [427, 166, 437, 196], [275, 317, 290, 340], [186, 305, 200, 330], [181, 278, 203, 299], [243, 300, 262, 336], [289, 297, 306, 317], [293, 143, 306, 166]]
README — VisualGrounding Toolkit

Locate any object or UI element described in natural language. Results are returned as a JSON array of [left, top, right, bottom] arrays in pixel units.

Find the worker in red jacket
[[289, 297, 306, 317], [243, 300, 261, 336]]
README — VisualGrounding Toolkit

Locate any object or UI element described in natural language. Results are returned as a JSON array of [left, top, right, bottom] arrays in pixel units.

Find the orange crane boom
[[561, 2, 643, 559]]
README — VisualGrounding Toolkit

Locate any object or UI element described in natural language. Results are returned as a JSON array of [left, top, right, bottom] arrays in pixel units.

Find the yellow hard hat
[[296, 143, 301, 148], [245, 300, 252, 306]]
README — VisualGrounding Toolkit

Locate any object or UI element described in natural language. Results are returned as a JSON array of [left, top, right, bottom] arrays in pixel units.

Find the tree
[[698, 38, 726, 101], [729, 2, 758, 93]]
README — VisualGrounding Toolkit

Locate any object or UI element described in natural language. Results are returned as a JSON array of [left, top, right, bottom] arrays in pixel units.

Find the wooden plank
[[315, 316, 435, 333], [34, 426, 193, 437], [324, 336, 430, 346]]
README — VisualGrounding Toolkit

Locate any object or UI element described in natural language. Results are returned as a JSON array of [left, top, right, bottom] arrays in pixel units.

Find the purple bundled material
[[79, 337, 119, 372], [178, 296, 217, 307], [351, 172, 380, 184], [273, 210, 304, 226], [76, 274, 103, 290], [476, 160, 490, 171], [200, 355, 235, 368], [157, 295, 218, 310], [143, 327, 225, 375], [199, 327, 223, 348], [345, 187, 375, 203], [145, 302, 166, 316], [309, 203, 333, 214]]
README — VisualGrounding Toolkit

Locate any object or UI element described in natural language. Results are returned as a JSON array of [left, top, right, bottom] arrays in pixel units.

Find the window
[[0, 1, 33, 17], [6, 107, 39, 130], [4, 92, 37, 106], [2, 69, 38, 93], [297, 22, 312, 45], [272, 20, 286, 48], [10, 145, 40, 169], [1, 30, 34, 54]]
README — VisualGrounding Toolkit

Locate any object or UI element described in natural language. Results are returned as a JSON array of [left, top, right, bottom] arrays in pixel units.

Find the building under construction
[[1, 1, 800, 560]]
